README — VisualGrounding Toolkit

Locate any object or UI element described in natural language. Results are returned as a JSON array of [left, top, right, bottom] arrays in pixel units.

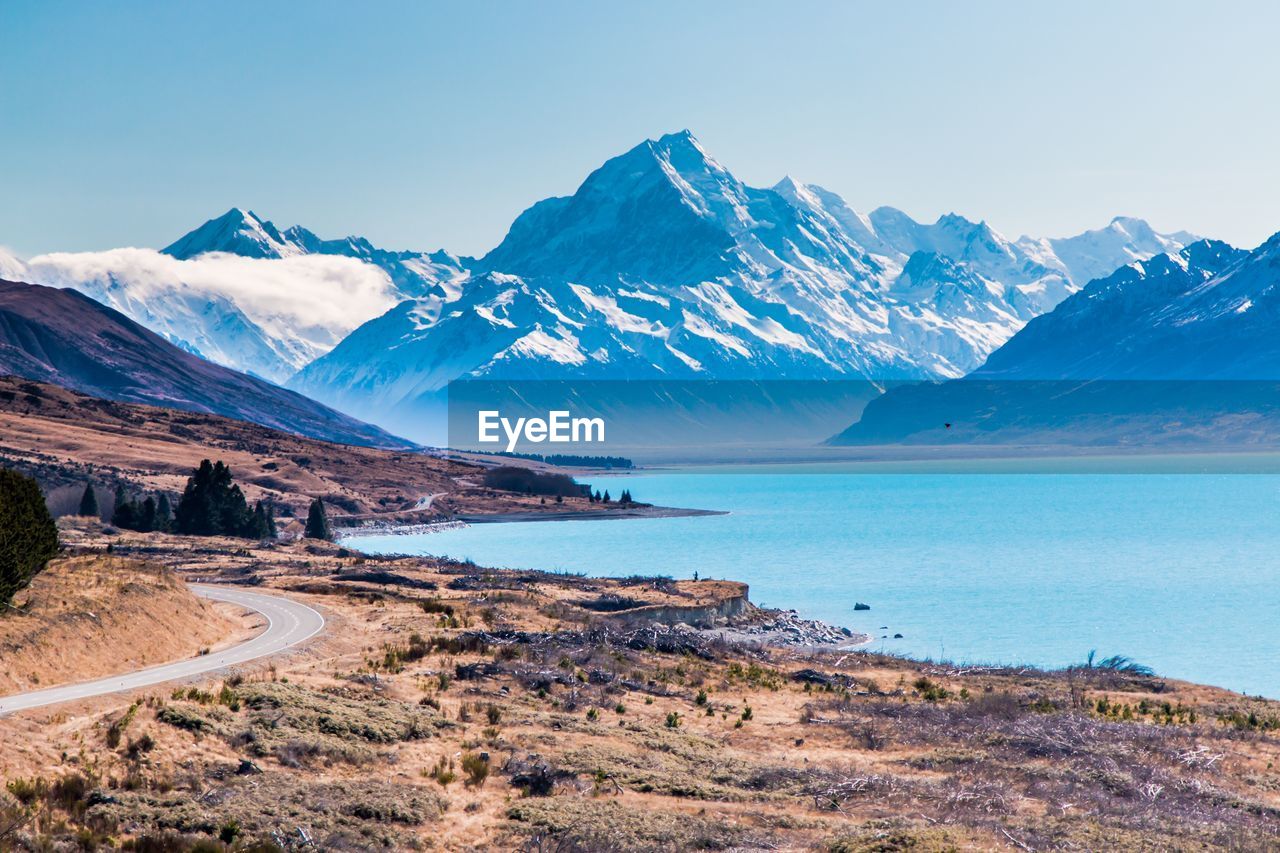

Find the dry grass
[[6, 529, 1280, 850], [0, 555, 239, 696]]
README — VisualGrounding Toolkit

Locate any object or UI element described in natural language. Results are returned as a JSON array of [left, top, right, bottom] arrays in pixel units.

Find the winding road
[[0, 585, 325, 716]]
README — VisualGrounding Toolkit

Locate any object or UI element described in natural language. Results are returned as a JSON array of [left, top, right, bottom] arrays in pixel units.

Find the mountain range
[[0, 130, 1206, 444], [0, 279, 406, 448], [834, 234, 1280, 445]]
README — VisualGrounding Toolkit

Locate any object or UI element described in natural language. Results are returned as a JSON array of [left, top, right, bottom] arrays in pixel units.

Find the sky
[[2, 1, 1279, 257]]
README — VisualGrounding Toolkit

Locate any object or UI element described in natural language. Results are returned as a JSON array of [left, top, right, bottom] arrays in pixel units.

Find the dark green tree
[[78, 482, 100, 518], [155, 493, 173, 532], [174, 460, 252, 537], [138, 496, 158, 532], [304, 498, 331, 540], [243, 501, 273, 540], [0, 468, 59, 607], [111, 485, 137, 529], [602, 490, 611, 503], [220, 484, 251, 537], [175, 460, 220, 535]]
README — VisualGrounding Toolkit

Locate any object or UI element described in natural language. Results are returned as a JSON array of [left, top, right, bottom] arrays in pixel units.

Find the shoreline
[[456, 505, 726, 523], [336, 512, 871, 653], [334, 503, 726, 539]]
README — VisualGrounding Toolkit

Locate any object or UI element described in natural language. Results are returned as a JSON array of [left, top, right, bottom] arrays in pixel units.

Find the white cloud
[[3, 247, 401, 381], [24, 248, 398, 341]]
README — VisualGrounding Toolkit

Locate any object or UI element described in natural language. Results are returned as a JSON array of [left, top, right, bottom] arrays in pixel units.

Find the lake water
[[344, 466, 1280, 697]]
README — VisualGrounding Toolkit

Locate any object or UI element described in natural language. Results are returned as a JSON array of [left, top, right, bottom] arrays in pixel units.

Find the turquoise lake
[[344, 467, 1280, 698]]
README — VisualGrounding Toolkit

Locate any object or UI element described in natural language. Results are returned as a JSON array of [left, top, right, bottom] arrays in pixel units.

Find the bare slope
[[0, 555, 239, 696], [0, 278, 405, 448]]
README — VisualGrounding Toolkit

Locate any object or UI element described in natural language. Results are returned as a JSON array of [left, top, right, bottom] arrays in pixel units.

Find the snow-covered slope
[[291, 131, 1198, 438], [974, 237, 1272, 381], [1018, 216, 1201, 292]]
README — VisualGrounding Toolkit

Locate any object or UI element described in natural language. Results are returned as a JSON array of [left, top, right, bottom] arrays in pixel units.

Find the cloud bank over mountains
[[0, 244, 402, 382]]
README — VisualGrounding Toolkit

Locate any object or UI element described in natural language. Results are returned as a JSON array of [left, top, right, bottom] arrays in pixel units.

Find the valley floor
[[3, 519, 1280, 851]]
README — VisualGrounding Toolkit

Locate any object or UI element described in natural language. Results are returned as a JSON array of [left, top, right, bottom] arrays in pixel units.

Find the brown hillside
[[0, 555, 241, 696], [0, 278, 403, 448], [0, 376, 638, 524]]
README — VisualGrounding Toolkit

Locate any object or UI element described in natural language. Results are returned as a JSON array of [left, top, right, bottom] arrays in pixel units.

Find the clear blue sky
[[3, 1, 1278, 257]]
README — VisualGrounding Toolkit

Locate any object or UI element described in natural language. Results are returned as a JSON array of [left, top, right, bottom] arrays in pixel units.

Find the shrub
[[218, 819, 240, 844], [461, 752, 489, 787], [49, 772, 90, 810], [427, 755, 457, 787], [482, 466, 583, 498], [126, 733, 156, 759], [913, 677, 950, 703], [6, 776, 46, 805]]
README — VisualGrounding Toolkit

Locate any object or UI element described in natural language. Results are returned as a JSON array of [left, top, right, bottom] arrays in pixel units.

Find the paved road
[[0, 585, 324, 716]]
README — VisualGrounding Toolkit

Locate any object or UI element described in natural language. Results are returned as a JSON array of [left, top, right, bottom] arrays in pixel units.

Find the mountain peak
[[653, 128, 699, 148], [936, 211, 977, 227], [477, 130, 744, 284], [162, 207, 299, 260], [1106, 215, 1157, 239], [644, 129, 726, 182], [773, 174, 803, 192]]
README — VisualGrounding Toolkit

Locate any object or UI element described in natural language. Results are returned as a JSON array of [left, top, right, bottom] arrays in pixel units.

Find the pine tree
[[111, 485, 137, 529], [155, 493, 173, 533], [139, 496, 158, 532], [264, 503, 277, 539], [0, 468, 58, 607], [305, 498, 331, 540], [174, 460, 255, 538], [221, 484, 251, 537], [243, 502, 272, 540], [602, 490, 611, 503], [175, 460, 219, 535], [78, 482, 100, 518]]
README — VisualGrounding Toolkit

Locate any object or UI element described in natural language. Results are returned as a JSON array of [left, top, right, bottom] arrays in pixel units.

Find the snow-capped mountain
[[163, 208, 470, 301], [290, 131, 1198, 439], [0, 131, 1201, 437], [162, 207, 306, 260], [974, 238, 1255, 380], [833, 235, 1280, 446], [1, 210, 465, 383], [1016, 216, 1201, 293]]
